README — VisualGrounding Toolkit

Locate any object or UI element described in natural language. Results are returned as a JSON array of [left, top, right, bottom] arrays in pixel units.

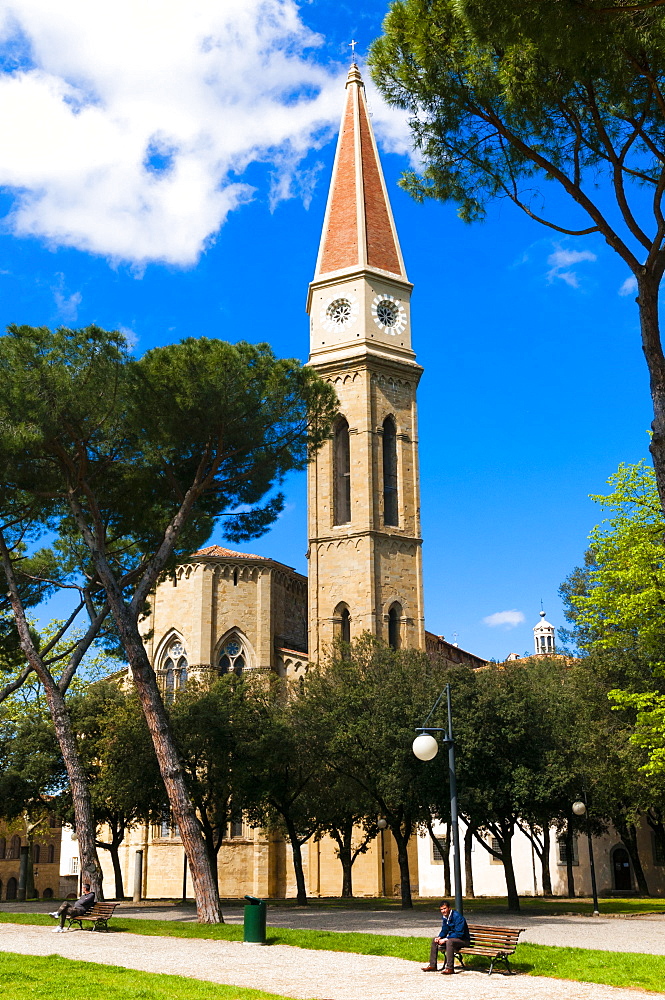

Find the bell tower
[[306, 63, 425, 661]]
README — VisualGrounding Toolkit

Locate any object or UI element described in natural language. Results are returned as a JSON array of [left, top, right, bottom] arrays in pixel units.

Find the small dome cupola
[[533, 609, 555, 655]]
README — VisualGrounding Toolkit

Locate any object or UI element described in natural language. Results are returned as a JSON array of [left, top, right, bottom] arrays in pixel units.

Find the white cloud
[[51, 272, 82, 321], [546, 245, 597, 288], [0, 2, 412, 267], [118, 325, 138, 351], [483, 610, 525, 629], [619, 275, 638, 297]]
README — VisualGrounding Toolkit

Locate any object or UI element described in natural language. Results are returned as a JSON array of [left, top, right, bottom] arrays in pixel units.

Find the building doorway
[[612, 847, 632, 890]]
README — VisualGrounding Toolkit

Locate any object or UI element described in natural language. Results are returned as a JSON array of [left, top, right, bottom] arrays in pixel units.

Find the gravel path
[[0, 921, 660, 1000], [7, 900, 664, 956]]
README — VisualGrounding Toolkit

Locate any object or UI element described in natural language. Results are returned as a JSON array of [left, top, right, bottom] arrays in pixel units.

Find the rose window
[[220, 636, 246, 676], [326, 298, 352, 327], [376, 300, 398, 327]]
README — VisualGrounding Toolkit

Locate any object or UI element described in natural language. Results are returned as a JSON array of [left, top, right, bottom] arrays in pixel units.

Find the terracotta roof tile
[[317, 65, 405, 279], [192, 545, 269, 561]]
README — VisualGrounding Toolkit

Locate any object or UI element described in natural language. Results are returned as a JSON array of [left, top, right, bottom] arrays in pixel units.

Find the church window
[[326, 297, 352, 328], [388, 603, 402, 650], [0, 838, 5, 860], [9, 835, 20, 859], [47, 844, 55, 864], [333, 604, 351, 645], [377, 300, 398, 328], [233, 568, 238, 586], [557, 835, 579, 866], [229, 819, 244, 839], [333, 418, 351, 525], [219, 636, 246, 676], [431, 835, 447, 864], [33, 844, 40, 864], [160, 639, 188, 702], [383, 416, 398, 525]]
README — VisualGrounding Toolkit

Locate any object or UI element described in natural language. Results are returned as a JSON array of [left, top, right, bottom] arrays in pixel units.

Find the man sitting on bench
[[422, 900, 470, 975], [50, 883, 96, 933]]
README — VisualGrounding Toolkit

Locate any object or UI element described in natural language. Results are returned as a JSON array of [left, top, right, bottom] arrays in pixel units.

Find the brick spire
[[315, 64, 406, 279]]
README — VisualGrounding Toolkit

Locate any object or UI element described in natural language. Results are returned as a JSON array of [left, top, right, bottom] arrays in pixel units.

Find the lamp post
[[377, 818, 387, 896], [572, 793, 600, 916], [412, 683, 463, 915]]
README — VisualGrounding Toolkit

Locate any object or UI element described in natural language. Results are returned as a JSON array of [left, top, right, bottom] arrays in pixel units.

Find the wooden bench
[[67, 901, 119, 932], [455, 923, 524, 975]]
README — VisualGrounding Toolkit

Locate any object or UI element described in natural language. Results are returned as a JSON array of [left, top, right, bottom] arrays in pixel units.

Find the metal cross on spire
[[349, 38, 358, 63]]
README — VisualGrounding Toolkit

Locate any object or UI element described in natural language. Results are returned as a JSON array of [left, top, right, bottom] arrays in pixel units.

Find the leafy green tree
[[0, 323, 337, 921], [168, 677, 246, 876], [238, 675, 320, 906], [561, 462, 665, 665], [301, 638, 439, 909], [370, 2, 665, 511], [0, 611, 115, 896], [449, 660, 580, 910]]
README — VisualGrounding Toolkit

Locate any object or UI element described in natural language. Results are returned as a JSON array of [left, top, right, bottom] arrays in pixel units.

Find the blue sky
[[0, 1, 653, 660]]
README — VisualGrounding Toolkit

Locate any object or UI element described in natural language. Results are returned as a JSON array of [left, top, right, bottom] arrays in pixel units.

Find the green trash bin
[[243, 895, 266, 944]]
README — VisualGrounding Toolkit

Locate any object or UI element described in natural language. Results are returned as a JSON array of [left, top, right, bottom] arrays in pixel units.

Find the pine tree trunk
[[338, 821, 354, 898], [107, 601, 222, 921], [499, 827, 520, 912], [541, 823, 553, 897], [391, 826, 412, 909], [426, 818, 449, 896], [464, 824, 475, 898], [619, 821, 650, 895], [639, 274, 665, 515], [284, 817, 308, 905], [109, 842, 124, 900], [0, 540, 104, 900], [43, 677, 104, 898], [646, 809, 665, 868]]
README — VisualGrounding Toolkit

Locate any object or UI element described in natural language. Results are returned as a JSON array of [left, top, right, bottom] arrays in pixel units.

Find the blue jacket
[[439, 909, 470, 943]]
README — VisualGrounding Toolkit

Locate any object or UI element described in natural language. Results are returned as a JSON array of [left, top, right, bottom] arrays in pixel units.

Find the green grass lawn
[[0, 951, 301, 1000], [2, 911, 665, 992]]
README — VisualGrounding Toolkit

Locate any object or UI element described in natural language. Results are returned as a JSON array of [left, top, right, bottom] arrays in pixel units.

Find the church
[[94, 65, 665, 904], [99, 61, 489, 902]]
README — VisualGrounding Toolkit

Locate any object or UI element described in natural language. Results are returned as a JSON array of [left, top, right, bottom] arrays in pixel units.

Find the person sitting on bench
[[50, 883, 96, 932], [422, 900, 470, 975]]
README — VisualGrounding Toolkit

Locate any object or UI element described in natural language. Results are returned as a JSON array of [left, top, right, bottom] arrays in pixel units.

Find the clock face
[[320, 293, 359, 334], [371, 294, 407, 335]]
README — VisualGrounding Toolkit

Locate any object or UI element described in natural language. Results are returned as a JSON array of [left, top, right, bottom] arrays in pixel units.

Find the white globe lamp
[[412, 733, 439, 761]]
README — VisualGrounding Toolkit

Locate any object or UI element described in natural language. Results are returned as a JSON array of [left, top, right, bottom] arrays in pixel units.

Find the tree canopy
[[0, 323, 338, 921], [369, 0, 665, 513]]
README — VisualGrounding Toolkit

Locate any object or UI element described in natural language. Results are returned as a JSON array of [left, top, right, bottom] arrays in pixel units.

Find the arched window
[[160, 638, 188, 702], [32, 844, 40, 864], [43, 886, 54, 899], [6, 877, 17, 900], [383, 416, 398, 526], [47, 844, 55, 864], [333, 604, 351, 645], [388, 603, 402, 650], [0, 837, 5, 860], [333, 418, 351, 525], [219, 635, 246, 676], [9, 835, 20, 859]]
